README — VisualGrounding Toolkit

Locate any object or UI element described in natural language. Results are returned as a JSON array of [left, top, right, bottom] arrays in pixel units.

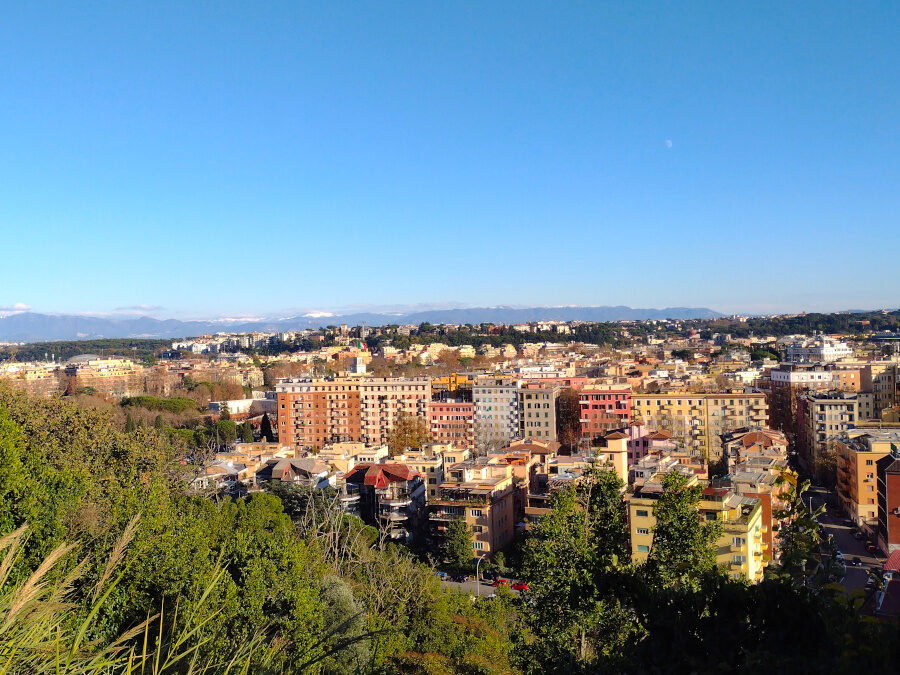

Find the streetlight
[[475, 556, 484, 597]]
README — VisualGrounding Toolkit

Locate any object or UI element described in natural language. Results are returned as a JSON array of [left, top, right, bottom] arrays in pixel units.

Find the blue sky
[[1, 2, 898, 318]]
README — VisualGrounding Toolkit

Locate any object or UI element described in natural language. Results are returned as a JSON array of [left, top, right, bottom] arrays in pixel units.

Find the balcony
[[380, 497, 412, 507]]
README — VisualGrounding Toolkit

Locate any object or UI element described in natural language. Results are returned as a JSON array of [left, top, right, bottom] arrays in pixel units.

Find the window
[[636, 528, 650, 535], [866, 459, 874, 466], [471, 509, 483, 518], [732, 537, 745, 547], [635, 509, 649, 518], [472, 541, 484, 550], [637, 545, 650, 553], [732, 555, 746, 564]]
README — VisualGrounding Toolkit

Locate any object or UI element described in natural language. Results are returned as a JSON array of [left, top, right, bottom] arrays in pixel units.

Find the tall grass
[[0, 522, 279, 674]]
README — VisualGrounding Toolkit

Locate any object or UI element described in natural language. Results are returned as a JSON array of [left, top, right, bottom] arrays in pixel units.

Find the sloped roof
[[345, 462, 422, 488], [603, 431, 629, 440]]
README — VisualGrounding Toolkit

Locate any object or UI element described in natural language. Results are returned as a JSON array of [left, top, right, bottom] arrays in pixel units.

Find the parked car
[[851, 557, 863, 567], [511, 581, 529, 591], [438, 571, 447, 580], [451, 574, 468, 583], [844, 518, 855, 528], [493, 578, 509, 587], [854, 531, 865, 540]]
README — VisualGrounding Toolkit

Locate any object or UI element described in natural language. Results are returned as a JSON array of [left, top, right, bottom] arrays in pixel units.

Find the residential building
[[876, 446, 900, 554], [628, 474, 767, 581], [796, 391, 858, 478], [631, 392, 768, 460], [579, 386, 632, 442], [430, 458, 518, 558], [473, 376, 521, 449], [721, 427, 788, 473], [518, 383, 560, 443], [64, 354, 146, 398], [835, 430, 899, 527], [254, 457, 331, 488], [274, 377, 431, 450], [429, 400, 475, 451], [343, 463, 427, 541], [784, 336, 853, 364]]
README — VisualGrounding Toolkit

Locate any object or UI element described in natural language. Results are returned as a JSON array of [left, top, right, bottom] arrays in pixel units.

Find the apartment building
[[518, 384, 560, 443], [275, 377, 431, 450], [473, 376, 521, 448], [784, 336, 853, 364], [397, 443, 470, 501], [835, 430, 898, 526], [357, 378, 432, 446], [721, 428, 788, 472], [628, 474, 767, 581], [631, 392, 768, 460], [343, 463, 427, 541], [429, 400, 475, 451], [796, 391, 858, 477], [275, 379, 362, 449], [64, 354, 146, 398], [0, 362, 64, 398], [430, 457, 518, 558], [579, 386, 632, 442], [876, 448, 900, 554]]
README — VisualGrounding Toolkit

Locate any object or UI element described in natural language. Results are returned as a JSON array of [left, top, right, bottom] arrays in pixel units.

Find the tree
[[260, 412, 275, 442], [386, 412, 432, 457], [767, 474, 825, 586], [443, 517, 473, 571], [240, 421, 254, 443], [153, 414, 165, 431], [520, 467, 635, 667], [124, 413, 136, 433], [220, 401, 231, 420], [556, 387, 582, 450], [645, 471, 721, 589]]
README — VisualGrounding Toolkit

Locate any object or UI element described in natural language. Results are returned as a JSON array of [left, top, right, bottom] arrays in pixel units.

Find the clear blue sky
[[2, 2, 898, 318]]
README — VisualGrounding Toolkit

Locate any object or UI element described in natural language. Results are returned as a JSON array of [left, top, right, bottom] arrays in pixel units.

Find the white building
[[474, 376, 521, 449], [785, 336, 852, 364]]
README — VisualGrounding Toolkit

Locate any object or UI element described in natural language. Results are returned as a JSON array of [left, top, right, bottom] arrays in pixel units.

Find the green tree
[[443, 517, 473, 571], [767, 474, 825, 585], [645, 471, 721, 589], [521, 467, 635, 668], [153, 414, 165, 431], [220, 401, 231, 420], [124, 413, 136, 433], [240, 421, 254, 443], [260, 412, 275, 442]]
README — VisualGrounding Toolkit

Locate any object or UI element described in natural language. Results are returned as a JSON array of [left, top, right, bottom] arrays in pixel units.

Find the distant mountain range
[[0, 306, 724, 343]]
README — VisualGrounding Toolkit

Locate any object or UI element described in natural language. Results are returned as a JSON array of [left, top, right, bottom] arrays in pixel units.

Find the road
[[808, 489, 886, 593], [440, 577, 520, 597]]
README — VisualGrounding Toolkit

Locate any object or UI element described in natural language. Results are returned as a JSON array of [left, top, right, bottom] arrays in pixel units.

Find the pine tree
[[260, 413, 275, 442], [154, 414, 165, 431], [124, 414, 136, 433], [240, 421, 253, 443]]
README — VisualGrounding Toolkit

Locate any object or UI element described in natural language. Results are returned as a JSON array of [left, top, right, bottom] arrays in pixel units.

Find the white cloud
[[665, 139, 673, 149], [0, 302, 31, 311], [114, 304, 163, 312]]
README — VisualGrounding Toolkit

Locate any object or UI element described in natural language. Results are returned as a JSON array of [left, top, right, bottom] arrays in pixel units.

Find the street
[[808, 488, 886, 593], [440, 576, 521, 597]]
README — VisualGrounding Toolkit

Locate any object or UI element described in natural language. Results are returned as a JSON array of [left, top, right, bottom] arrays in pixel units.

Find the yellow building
[[398, 443, 470, 501], [835, 430, 900, 526], [628, 472, 767, 582], [632, 392, 768, 460], [430, 457, 517, 558]]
